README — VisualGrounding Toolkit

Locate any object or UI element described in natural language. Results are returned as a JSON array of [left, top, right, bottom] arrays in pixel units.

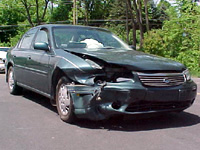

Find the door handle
[[27, 56, 31, 60]]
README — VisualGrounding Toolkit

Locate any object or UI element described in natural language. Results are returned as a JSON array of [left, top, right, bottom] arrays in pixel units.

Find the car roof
[[36, 24, 110, 32]]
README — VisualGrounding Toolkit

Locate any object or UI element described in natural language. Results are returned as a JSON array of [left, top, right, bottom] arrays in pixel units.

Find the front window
[[35, 29, 49, 44], [53, 27, 131, 50]]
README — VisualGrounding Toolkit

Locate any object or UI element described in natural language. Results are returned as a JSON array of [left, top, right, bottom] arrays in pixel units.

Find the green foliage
[[49, 1, 72, 22], [104, 24, 127, 42], [0, 0, 25, 25], [176, 50, 200, 73], [108, 0, 126, 20], [0, 42, 10, 47], [81, 0, 113, 20], [143, 0, 200, 74]]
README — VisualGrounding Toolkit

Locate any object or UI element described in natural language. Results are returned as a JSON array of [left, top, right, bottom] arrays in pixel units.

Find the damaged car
[[5, 25, 197, 123]]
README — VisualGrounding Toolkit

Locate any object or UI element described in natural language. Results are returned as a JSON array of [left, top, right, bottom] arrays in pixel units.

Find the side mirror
[[34, 42, 49, 51], [129, 45, 136, 50]]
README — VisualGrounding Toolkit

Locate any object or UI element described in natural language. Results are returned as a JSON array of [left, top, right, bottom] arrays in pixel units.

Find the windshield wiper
[[100, 46, 116, 49]]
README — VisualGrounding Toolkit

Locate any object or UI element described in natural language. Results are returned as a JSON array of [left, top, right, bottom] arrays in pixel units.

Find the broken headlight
[[183, 69, 191, 81], [85, 59, 102, 70]]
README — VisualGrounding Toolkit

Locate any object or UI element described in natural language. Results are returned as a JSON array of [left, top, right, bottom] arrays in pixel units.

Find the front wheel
[[7, 66, 22, 95], [56, 77, 75, 123]]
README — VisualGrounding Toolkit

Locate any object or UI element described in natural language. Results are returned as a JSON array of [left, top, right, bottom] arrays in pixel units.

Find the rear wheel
[[7, 66, 22, 95], [56, 77, 75, 123]]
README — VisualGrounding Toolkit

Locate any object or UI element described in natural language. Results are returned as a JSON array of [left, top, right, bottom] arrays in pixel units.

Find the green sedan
[[5, 24, 197, 123]]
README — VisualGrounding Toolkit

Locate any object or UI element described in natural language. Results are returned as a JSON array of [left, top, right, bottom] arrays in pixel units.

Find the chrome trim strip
[[15, 65, 48, 76], [137, 72, 184, 76], [137, 72, 185, 87]]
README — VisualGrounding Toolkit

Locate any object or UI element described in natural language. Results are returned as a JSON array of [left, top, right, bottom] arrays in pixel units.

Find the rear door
[[12, 28, 38, 84]]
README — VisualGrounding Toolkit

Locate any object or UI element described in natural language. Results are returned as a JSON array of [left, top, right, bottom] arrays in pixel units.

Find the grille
[[125, 101, 191, 112], [138, 72, 185, 87]]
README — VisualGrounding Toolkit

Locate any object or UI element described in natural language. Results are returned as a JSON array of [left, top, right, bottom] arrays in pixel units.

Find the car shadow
[[22, 89, 57, 113], [75, 112, 200, 132], [22, 89, 200, 132]]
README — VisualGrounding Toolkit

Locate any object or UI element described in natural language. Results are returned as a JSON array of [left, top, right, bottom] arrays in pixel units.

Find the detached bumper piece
[[67, 80, 197, 121]]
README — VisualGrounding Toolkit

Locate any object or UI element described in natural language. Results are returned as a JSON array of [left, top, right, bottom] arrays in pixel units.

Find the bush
[[104, 24, 127, 43], [176, 50, 200, 73], [143, 2, 200, 74], [9, 27, 29, 47]]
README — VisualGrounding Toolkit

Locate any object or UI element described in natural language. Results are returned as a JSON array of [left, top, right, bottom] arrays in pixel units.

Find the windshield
[[53, 27, 131, 50], [0, 48, 9, 52]]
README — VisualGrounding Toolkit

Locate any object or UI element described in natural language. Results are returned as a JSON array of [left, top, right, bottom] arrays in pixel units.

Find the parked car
[[5, 25, 197, 123], [0, 47, 9, 72]]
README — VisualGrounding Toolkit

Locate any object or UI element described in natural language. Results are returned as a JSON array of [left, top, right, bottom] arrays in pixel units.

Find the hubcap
[[8, 69, 15, 91], [58, 84, 70, 115]]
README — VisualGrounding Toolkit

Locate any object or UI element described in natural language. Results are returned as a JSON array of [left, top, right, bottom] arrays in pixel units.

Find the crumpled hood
[[66, 48, 186, 71]]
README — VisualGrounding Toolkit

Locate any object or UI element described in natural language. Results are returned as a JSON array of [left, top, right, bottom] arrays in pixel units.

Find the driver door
[[25, 28, 51, 94]]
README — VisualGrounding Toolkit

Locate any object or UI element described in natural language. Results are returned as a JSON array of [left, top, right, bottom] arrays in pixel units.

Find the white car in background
[[0, 47, 9, 72]]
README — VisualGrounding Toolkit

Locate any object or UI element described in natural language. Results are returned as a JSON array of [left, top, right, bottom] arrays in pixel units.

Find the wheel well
[[6, 62, 13, 82], [51, 67, 69, 105]]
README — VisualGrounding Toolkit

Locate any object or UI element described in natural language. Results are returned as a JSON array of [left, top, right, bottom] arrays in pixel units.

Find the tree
[[156, 0, 171, 21], [50, 0, 72, 22], [126, 0, 137, 46], [0, 0, 26, 25], [143, 0, 200, 74], [133, 0, 144, 48], [79, 0, 113, 24], [144, 0, 149, 31], [18, 0, 50, 26], [0, 0, 26, 43]]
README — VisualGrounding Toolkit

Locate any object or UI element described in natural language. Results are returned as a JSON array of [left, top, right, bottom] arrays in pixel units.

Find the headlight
[[85, 59, 102, 69], [116, 77, 134, 83], [183, 69, 191, 81]]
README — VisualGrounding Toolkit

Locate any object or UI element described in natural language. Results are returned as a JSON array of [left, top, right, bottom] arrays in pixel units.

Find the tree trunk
[[35, 0, 40, 25], [132, 0, 144, 48], [126, 0, 137, 47], [126, 1, 129, 44], [21, 0, 34, 27], [51, 0, 54, 15], [144, 0, 150, 32], [84, 1, 89, 25], [41, 0, 49, 21]]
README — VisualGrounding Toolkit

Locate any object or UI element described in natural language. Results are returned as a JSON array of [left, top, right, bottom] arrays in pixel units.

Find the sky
[[154, 0, 176, 5]]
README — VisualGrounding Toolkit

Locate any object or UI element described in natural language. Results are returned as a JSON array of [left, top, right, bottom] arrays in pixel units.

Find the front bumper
[[67, 80, 197, 120]]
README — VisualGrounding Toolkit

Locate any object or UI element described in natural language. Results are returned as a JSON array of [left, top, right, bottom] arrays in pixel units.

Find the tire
[[7, 66, 22, 95], [56, 77, 75, 123]]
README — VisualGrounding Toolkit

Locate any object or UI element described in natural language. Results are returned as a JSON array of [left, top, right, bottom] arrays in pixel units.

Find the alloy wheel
[[58, 84, 71, 116], [8, 69, 15, 91]]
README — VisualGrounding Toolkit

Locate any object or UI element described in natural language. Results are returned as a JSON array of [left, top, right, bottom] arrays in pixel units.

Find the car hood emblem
[[163, 78, 170, 84]]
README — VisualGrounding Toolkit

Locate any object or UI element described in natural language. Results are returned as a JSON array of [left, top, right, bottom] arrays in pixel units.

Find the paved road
[[0, 73, 199, 150]]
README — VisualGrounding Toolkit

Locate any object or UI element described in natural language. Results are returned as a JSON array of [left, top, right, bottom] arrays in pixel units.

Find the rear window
[[19, 28, 38, 49]]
